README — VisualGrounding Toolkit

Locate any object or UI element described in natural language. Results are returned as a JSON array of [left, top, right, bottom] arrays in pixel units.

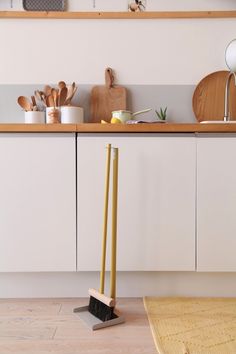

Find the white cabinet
[[197, 134, 236, 271], [77, 134, 196, 271], [0, 133, 76, 272]]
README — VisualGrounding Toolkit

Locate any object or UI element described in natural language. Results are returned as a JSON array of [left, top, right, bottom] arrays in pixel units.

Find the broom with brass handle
[[75, 144, 123, 326], [99, 144, 118, 299], [100, 143, 111, 295], [110, 147, 118, 299], [87, 145, 119, 321]]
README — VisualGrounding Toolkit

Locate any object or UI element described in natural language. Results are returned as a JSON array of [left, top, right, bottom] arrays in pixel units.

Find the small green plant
[[155, 107, 167, 121]]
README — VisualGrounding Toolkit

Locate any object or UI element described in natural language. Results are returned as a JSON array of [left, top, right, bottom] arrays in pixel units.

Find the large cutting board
[[192, 70, 236, 122], [90, 68, 127, 123]]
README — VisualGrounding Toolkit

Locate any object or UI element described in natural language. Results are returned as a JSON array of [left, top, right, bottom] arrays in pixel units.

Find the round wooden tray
[[192, 70, 236, 122]]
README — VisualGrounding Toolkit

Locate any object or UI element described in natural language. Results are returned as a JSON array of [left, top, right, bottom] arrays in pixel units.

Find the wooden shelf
[[1, 10, 236, 19], [1, 123, 236, 133]]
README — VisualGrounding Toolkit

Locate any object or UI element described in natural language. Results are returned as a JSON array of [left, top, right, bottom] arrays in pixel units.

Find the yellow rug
[[144, 297, 236, 354]]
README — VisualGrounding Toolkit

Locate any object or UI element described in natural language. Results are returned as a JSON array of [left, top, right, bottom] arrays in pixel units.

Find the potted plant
[[155, 107, 167, 121]]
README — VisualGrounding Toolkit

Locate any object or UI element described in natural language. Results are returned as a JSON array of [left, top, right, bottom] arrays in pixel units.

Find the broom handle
[[110, 147, 118, 299], [99, 144, 111, 294]]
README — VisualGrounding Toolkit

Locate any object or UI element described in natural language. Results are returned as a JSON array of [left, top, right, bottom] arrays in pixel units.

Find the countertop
[[1, 123, 236, 133]]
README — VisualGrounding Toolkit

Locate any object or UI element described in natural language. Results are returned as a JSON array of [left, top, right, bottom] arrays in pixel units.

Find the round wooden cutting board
[[192, 70, 236, 122]]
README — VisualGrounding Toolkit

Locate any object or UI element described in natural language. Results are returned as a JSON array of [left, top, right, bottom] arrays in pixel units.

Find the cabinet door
[[197, 134, 236, 271], [77, 134, 195, 271], [0, 133, 76, 272]]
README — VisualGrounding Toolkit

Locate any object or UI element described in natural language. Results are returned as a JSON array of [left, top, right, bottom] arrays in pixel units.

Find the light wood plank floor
[[0, 298, 157, 354]]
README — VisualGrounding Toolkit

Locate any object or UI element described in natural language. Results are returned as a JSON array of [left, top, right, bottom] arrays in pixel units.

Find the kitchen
[[0, 0, 236, 353]]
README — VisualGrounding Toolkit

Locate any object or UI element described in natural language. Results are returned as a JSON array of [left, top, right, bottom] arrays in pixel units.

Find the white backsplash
[[0, 84, 197, 123]]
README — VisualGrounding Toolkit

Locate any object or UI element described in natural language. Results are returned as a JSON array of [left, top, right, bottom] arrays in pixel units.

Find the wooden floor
[[0, 298, 157, 354]]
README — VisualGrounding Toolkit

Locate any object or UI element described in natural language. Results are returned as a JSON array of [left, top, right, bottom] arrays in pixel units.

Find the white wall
[[0, 0, 235, 85]]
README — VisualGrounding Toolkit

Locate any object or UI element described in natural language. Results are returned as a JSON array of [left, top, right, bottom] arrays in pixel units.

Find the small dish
[[126, 120, 166, 124]]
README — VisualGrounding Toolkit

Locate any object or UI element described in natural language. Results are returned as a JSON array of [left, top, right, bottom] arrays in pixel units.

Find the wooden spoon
[[31, 95, 38, 110], [35, 90, 47, 106], [44, 85, 52, 96], [71, 82, 77, 99], [65, 82, 77, 105], [46, 94, 54, 108], [34, 90, 41, 101], [51, 88, 58, 108], [17, 96, 33, 111], [59, 86, 68, 106], [58, 81, 66, 90]]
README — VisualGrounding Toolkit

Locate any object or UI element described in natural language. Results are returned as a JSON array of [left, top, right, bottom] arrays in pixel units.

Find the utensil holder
[[61, 106, 84, 124], [46, 107, 61, 124], [24, 111, 45, 124]]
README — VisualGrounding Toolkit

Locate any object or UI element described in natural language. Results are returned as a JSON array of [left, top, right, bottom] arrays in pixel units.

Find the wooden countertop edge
[[1, 123, 236, 133], [0, 124, 77, 132]]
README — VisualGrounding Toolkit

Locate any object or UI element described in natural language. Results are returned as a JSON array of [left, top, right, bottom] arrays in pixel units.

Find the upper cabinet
[[0, 133, 76, 272], [197, 134, 236, 271], [77, 133, 196, 271]]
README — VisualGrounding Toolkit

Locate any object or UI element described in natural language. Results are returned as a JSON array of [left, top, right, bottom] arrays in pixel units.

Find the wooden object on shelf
[[0, 11, 236, 19], [192, 70, 236, 122], [90, 68, 127, 123]]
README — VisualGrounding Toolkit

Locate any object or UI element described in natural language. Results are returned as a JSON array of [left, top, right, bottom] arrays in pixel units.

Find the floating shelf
[[0, 10, 236, 19]]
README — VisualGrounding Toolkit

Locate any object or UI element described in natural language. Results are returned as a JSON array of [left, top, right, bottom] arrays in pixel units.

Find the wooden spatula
[[17, 96, 33, 111], [90, 68, 127, 123], [59, 86, 68, 106]]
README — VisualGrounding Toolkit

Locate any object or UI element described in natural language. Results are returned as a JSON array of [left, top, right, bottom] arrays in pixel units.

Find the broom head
[[88, 288, 117, 322]]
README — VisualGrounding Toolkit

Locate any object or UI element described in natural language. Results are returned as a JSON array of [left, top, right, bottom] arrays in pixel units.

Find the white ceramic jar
[[61, 106, 84, 124], [25, 111, 45, 124], [46, 107, 61, 124]]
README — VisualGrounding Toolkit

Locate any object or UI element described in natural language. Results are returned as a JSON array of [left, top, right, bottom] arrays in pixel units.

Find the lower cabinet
[[197, 134, 236, 271], [0, 133, 76, 272], [3, 132, 236, 273], [77, 134, 196, 271]]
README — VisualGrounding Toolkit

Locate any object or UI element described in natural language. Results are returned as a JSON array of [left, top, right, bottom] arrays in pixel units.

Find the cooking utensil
[[193, 70, 236, 122], [112, 108, 152, 123], [65, 82, 77, 105], [17, 96, 33, 112], [58, 81, 66, 90], [46, 94, 54, 108], [59, 86, 68, 106], [51, 88, 58, 108], [34, 90, 45, 111], [44, 85, 52, 97], [35, 90, 47, 107], [90, 68, 127, 123], [31, 95, 38, 111]]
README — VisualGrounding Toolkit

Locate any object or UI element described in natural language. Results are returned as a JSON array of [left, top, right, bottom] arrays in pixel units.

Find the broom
[[88, 144, 119, 322]]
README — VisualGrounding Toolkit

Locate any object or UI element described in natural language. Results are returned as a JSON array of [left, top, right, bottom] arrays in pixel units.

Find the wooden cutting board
[[90, 68, 127, 123], [192, 70, 236, 122]]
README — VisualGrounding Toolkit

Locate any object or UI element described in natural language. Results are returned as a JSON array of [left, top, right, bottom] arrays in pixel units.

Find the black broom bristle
[[88, 296, 117, 322]]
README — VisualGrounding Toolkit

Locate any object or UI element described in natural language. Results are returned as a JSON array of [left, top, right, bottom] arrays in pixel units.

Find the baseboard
[[0, 271, 236, 298]]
